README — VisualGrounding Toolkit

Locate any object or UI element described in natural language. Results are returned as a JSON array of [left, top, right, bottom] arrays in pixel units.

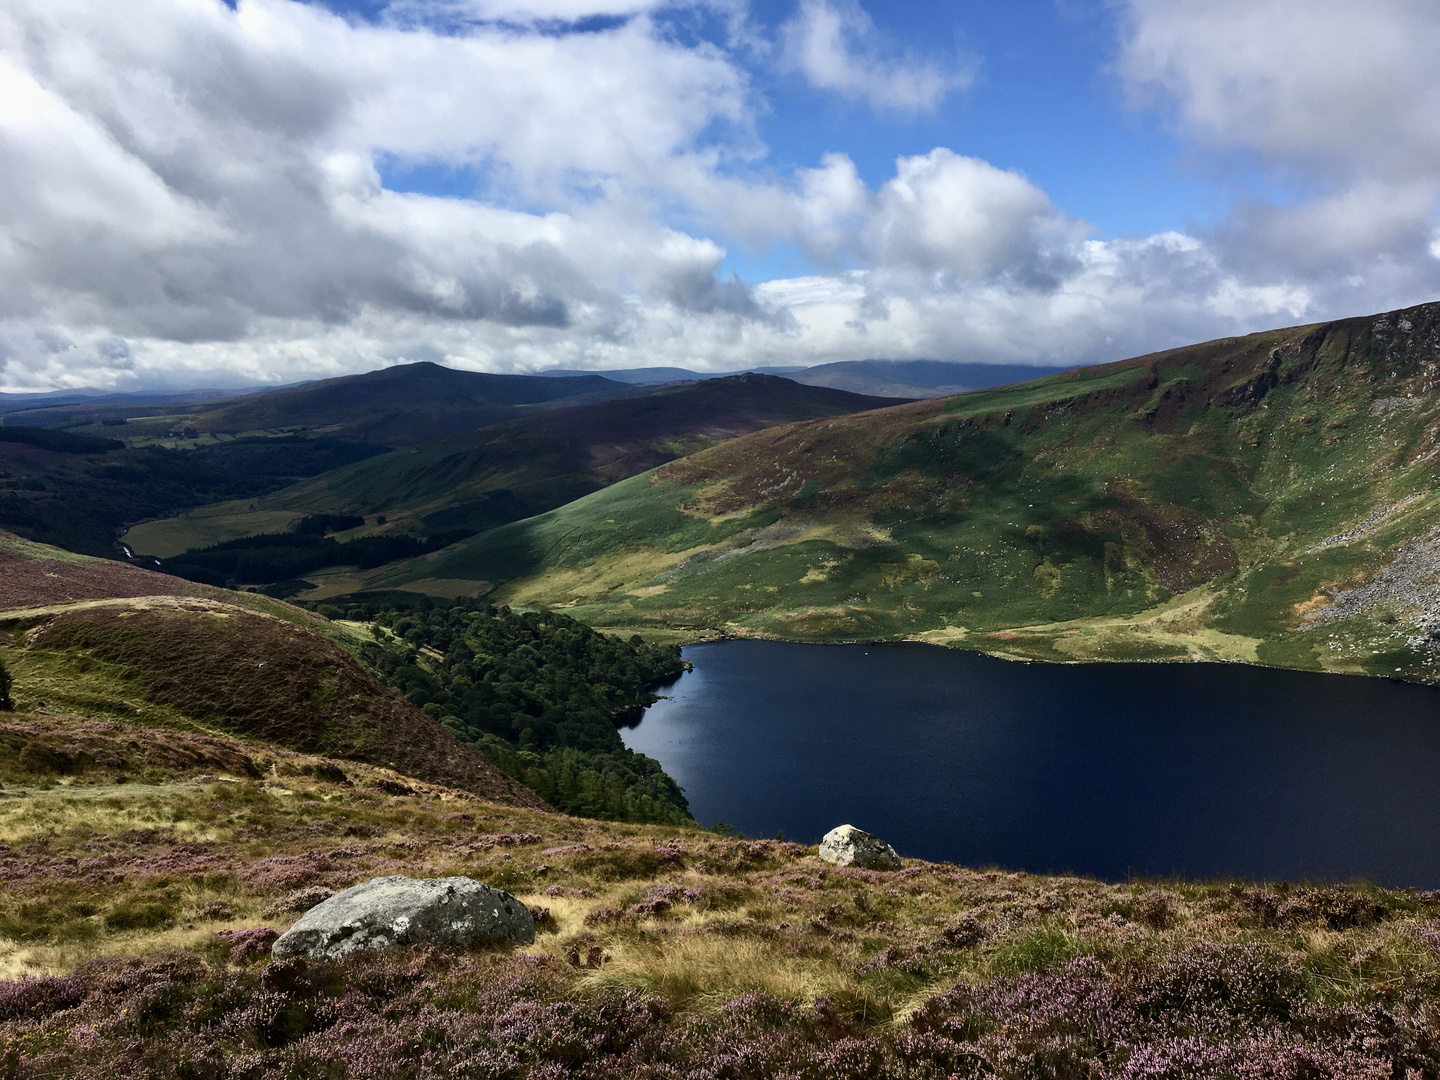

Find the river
[[622, 640, 1440, 886]]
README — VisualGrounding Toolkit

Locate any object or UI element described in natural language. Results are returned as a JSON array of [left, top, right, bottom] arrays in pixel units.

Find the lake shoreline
[[624, 639, 1440, 887]]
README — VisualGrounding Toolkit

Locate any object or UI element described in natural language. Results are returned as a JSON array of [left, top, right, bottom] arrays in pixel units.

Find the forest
[[163, 528, 466, 587], [322, 597, 692, 824]]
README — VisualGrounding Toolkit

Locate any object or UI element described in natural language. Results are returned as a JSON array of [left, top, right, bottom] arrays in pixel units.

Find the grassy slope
[[0, 436, 282, 557], [125, 374, 905, 560], [2, 714, 1439, 1075], [373, 301, 1440, 682], [0, 531, 540, 806]]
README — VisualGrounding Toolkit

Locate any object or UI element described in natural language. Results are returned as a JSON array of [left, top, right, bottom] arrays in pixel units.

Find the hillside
[[0, 363, 649, 559], [123, 374, 905, 584], [371, 301, 1440, 683], [0, 530, 541, 805], [3, 710, 1439, 1076], [789, 358, 1078, 399], [0, 428, 279, 556], [179, 361, 640, 446]]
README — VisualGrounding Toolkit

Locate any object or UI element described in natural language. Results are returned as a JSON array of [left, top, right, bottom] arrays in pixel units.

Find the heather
[[6, 715, 1440, 1076], [341, 598, 691, 824], [6, 943, 1438, 1078], [0, 595, 542, 807]]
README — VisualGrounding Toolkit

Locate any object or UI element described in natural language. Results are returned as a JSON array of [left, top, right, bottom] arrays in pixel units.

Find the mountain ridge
[[0, 529, 543, 805], [372, 300, 1440, 684], [123, 374, 907, 576]]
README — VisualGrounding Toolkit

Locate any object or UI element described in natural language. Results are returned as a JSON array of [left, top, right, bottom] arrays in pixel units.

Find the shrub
[[0, 975, 85, 1021], [104, 898, 175, 932], [214, 927, 280, 964]]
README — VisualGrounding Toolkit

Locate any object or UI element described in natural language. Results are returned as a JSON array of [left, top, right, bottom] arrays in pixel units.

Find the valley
[[124, 373, 903, 573], [359, 302, 1440, 684], [4, 310, 1440, 1077]]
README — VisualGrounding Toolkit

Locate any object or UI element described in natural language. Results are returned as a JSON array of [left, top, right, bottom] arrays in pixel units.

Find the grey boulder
[[818, 824, 902, 870], [271, 875, 534, 959]]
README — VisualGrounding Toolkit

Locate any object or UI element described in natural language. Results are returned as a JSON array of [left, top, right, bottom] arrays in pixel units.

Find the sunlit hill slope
[[374, 302, 1440, 682]]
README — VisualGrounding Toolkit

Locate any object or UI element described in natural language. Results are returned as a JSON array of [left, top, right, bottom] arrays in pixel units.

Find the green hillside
[[125, 374, 903, 567], [0, 363, 645, 557], [372, 301, 1440, 683]]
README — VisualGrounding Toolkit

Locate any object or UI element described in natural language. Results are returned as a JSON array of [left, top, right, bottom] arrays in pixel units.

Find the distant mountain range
[[0, 363, 654, 555], [538, 358, 1077, 399], [123, 373, 905, 568], [15, 308, 1440, 690], [0, 385, 267, 415]]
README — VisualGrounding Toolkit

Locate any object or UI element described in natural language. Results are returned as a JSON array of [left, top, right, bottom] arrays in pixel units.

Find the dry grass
[[3, 713, 1440, 1075], [2, 711, 1440, 1031]]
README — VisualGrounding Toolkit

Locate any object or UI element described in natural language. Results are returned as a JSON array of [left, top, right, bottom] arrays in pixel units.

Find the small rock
[[271, 875, 534, 959], [817, 824, 902, 870]]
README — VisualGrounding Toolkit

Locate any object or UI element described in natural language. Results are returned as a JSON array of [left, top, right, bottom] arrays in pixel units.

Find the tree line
[[163, 528, 466, 587], [318, 597, 691, 824]]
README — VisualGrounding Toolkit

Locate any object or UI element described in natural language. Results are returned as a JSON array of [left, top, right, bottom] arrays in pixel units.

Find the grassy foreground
[[4, 713, 1440, 1077]]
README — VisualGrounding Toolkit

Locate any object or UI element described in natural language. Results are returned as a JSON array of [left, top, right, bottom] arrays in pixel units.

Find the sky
[[2, 0, 1439, 390]]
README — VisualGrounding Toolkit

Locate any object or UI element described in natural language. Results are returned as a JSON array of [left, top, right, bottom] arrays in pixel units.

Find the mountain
[[785, 359, 1079, 398], [0, 528, 543, 804], [123, 374, 906, 582], [0, 362, 649, 558], [536, 365, 745, 383], [179, 361, 642, 446], [536, 359, 1075, 398], [0, 385, 266, 418], [371, 301, 1440, 684]]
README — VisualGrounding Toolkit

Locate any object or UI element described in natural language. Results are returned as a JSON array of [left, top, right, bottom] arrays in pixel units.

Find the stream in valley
[[622, 640, 1440, 886]]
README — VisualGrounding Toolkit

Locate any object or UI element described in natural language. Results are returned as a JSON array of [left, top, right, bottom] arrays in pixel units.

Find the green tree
[[0, 656, 12, 711]]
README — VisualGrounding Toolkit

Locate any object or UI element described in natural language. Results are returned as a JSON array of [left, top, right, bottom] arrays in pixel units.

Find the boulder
[[817, 824, 902, 870], [271, 875, 534, 959]]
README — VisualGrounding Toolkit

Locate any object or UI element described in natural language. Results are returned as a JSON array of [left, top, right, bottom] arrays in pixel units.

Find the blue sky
[[373, 0, 1212, 273], [2, 0, 1438, 389]]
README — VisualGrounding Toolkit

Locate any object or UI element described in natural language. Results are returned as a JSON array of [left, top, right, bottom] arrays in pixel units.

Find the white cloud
[[382, 0, 742, 28], [1116, 0, 1440, 177], [865, 150, 1073, 285], [780, 0, 969, 112], [0, 0, 1435, 393], [1115, 0, 1440, 313]]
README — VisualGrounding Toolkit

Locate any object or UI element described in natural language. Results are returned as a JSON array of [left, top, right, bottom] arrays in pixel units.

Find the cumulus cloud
[[780, 0, 970, 112], [865, 151, 1074, 286], [1115, 0, 1440, 310], [1116, 0, 1440, 176], [0, 0, 1434, 391]]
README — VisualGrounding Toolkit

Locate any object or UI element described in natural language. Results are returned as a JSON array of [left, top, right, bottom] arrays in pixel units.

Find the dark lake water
[[622, 641, 1440, 887]]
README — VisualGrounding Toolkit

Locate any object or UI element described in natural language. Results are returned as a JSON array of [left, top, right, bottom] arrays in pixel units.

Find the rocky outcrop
[[818, 824, 902, 870], [271, 875, 534, 959]]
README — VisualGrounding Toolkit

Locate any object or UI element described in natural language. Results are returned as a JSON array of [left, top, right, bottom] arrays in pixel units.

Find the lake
[[622, 640, 1440, 886]]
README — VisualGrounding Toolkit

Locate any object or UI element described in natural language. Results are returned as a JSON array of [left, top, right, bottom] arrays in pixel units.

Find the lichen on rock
[[271, 875, 534, 959], [817, 824, 902, 870]]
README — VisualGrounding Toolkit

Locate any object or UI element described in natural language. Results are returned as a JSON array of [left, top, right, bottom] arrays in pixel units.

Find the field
[[368, 302, 1440, 684]]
